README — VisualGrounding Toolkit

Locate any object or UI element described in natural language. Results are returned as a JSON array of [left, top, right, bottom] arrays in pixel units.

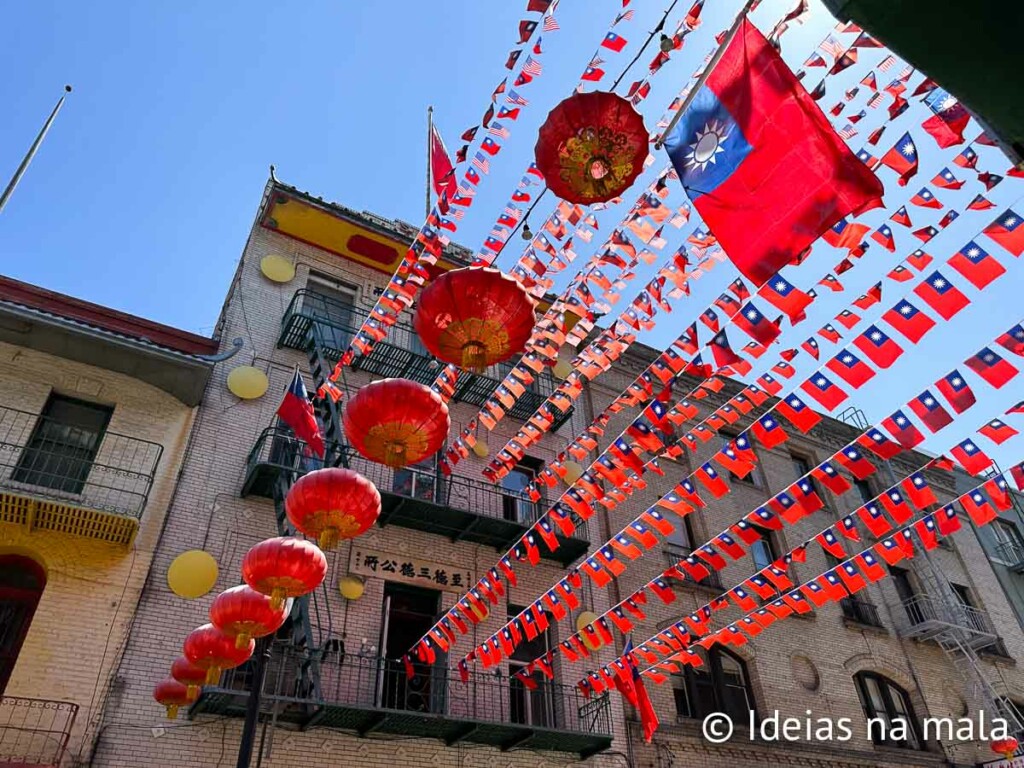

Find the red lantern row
[[155, 536, 328, 718]]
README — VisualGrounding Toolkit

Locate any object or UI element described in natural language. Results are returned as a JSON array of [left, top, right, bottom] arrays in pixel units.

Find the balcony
[[278, 290, 574, 428], [0, 696, 78, 767], [994, 540, 1024, 574], [840, 598, 885, 629], [242, 428, 591, 565], [0, 406, 162, 547], [891, 594, 999, 650], [662, 545, 723, 590], [193, 648, 612, 759]]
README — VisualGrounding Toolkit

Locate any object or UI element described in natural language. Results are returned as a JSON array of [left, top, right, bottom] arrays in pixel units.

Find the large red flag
[[663, 19, 882, 286], [277, 368, 325, 458], [429, 121, 457, 200]]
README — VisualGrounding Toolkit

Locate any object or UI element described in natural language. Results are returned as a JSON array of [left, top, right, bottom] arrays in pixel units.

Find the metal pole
[[426, 105, 433, 220], [654, 0, 755, 149], [0, 85, 72, 215], [236, 637, 271, 768]]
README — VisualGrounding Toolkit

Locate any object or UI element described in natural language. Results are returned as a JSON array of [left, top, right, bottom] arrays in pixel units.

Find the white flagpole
[[0, 85, 72, 215]]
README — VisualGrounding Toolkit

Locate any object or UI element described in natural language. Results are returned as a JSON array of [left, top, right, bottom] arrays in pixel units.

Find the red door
[[0, 555, 46, 695]]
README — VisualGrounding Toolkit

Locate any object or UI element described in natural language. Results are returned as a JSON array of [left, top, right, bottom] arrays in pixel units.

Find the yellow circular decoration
[[227, 366, 269, 400], [338, 575, 365, 601], [167, 550, 219, 599], [552, 359, 573, 380], [576, 610, 603, 650], [562, 460, 584, 485], [260, 254, 295, 283], [472, 440, 490, 458]]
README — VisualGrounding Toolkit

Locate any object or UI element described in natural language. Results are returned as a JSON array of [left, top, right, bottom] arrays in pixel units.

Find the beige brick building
[[4, 176, 1023, 768]]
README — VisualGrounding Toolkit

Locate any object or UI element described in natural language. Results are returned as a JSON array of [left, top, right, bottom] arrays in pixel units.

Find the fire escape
[[837, 408, 1024, 745], [192, 293, 612, 758]]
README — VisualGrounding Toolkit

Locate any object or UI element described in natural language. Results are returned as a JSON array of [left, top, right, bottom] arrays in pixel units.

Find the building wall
[[0, 339, 197, 762], [89, 184, 1024, 768]]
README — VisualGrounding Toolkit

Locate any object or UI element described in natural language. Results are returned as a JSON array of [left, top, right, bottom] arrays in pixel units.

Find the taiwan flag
[[909, 389, 953, 432], [775, 393, 822, 433], [758, 274, 813, 322], [853, 325, 903, 368], [826, 350, 876, 388], [870, 224, 896, 252], [947, 241, 1006, 289], [934, 370, 976, 413], [910, 187, 942, 209], [733, 302, 782, 346], [950, 439, 992, 475], [882, 299, 936, 343], [881, 409, 924, 449], [429, 121, 458, 200], [979, 419, 1018, 445], [824, 218, 870, 251], [276, 368, 325, 459], [800, 373, 849, 411], [880, 132, 919, 186], [932, 167, 964, 190], [983, 209, 1024, 256], [912, 270, 969, 320], [998, 324, 1024, 357], [921, 88, 970, 148], [663, 19, 882, 287], [965, 347, 1018, 389]]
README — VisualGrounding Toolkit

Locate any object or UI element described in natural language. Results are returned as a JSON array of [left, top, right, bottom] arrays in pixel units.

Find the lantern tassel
[[205, 667, 221, 685], [319, 526, 339, 550], [461, 341, 488, 373], [166, 705, 179, 720], [270, 587, 287, 611], [187, 684, 200, 699], [234, 632, 251, 649]]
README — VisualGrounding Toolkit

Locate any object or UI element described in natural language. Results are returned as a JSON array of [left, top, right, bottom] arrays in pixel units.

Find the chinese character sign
[[350, 547, 473, 593]]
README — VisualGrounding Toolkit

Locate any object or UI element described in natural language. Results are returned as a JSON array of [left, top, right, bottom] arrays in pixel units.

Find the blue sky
[[1, 0, 1020, 469]]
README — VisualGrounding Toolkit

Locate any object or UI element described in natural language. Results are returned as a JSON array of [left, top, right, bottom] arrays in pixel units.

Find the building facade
[[0, 275, 218, 766], [4, 176, 1024, 768]]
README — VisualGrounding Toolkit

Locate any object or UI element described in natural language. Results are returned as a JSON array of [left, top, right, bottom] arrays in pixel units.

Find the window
[[13, 394, 113, 494], [890, 566, 926, 626], [0, 555, 46, 695], [990, 519, 1024, 565], [393, 457, 437, 502], [831, 554, 882, 627], [854, 478, 874, 505], [948, 582, 988, 633], [854, 672, 922, 749], [673, 647, 754, 722], [501, 458, 542, 524], [750, 526, 778, 572], [664, 514, 695, 562], [790, 454, 813, 479], [508, 605, 555, 728], [303, 276, 357, 351]]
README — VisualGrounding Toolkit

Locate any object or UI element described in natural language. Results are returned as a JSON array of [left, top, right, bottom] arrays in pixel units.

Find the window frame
[[672, 646, 756, 723], [989, 518, 1024, 565], [0, 555, 47, 695], [853, 671, 922, 750]]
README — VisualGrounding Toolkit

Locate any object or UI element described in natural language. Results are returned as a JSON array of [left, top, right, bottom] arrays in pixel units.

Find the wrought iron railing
[[0, 405, 162, 519], [840, 598, 884, 627], [281, 290, 559, 390], [995, 540, 1024, 569], [215, 645, 612, 737], [663, 544, 723, 589], [894, 594, 997, 636], [0, 696, 78, 766], [245, 427, 590, 540]]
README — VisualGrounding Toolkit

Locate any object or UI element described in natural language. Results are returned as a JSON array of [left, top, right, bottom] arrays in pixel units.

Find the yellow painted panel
[[0, 490, 138, 547]]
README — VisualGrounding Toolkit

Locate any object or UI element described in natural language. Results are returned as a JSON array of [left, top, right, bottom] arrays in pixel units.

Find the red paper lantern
[[414, 267, 536, 372], [535, 91, 648, 205], [183, 624, 254, 684], [241, 537, 327, 610], [343, 379, 450, 467], [153, 678, 197, 719], [209, 585, 289, 648], [285, 468, 381, 549], [170, 656, 207, 699], [993, 737, 1019, 760]]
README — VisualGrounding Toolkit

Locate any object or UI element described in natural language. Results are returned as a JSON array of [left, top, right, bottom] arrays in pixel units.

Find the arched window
[[854, 671, 922, 750], [672, 647, 754, 722], [0, 555, 46, 695]]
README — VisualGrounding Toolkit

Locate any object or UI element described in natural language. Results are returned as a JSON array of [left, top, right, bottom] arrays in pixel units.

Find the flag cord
[[654, 0, 756, 149], [609, 0, 681, 91]]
